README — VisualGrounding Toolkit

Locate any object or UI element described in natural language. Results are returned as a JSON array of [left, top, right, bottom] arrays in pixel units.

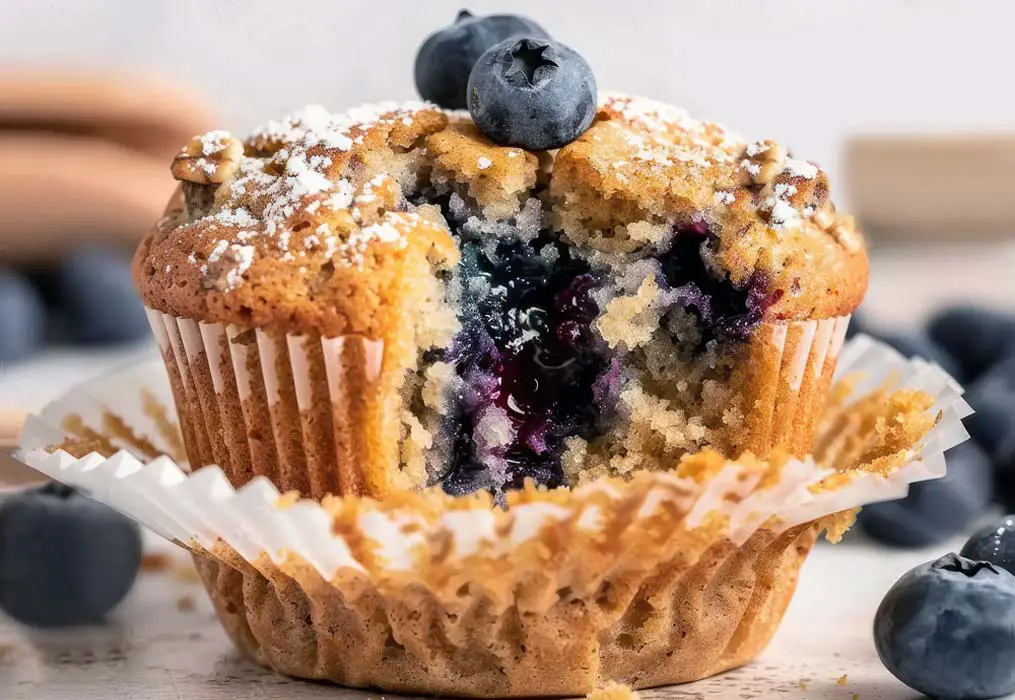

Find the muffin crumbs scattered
[[585, 682, 640, 700], [140, 552, 173, 573]]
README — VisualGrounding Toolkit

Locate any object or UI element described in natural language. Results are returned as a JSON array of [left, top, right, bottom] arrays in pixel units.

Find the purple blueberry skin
[[0, 267, 45, 363], [878, 330, 964, 383], [962, 516, 1015, 577], [57, 245, 151, 345], [0, 483, 141, 627], [467, 37, 597, 151], [965, 357, 1015, 471], [857, 440, 994, 548], [414, 10, 550, 110], [928, 306, 1015, 382], [874, 553, 1015, 700]]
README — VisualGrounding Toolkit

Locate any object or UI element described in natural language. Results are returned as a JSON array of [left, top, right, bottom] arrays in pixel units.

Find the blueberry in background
[[877, 330, 964, 382], [414, 10, 550, 110], [856, 440, 993, 548], [964, 357, 1015, 471], [874, 553, 1015, 700], [0, 268, 45, 364], [0, 483, 141, 627], [928, 305, 1015, 382], [53, 245, 150, 345], [468, 37, 597, 151], [962, 515, 1015, 577], [844, 309, 873, 340]]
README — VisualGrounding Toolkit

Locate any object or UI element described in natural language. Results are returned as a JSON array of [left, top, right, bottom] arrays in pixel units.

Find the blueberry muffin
[[136, 40, 865, 503]]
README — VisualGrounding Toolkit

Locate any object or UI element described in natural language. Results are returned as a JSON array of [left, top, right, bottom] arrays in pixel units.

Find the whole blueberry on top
[[874, 553, 1015, 700], [0, 482, 142, 627], [414, 10, 550, 110], [467, 37, 597, 151], [962, 516, 1015, 577]]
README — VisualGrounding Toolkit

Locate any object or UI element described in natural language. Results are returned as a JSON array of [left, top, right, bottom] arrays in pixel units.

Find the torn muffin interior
[[400, 185, 774, 498]]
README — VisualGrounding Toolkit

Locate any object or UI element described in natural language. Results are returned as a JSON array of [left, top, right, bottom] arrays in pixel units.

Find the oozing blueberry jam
[[660, 223, 782, 345], [439, 238, 609, 496]]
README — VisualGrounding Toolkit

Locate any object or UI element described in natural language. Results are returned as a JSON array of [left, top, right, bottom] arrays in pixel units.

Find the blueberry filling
[[427, 217, 783, 497], [660, 223, 782, 345], [438, 238, 609, 496]]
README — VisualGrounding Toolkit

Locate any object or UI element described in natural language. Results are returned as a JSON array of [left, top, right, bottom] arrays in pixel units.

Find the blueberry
[[467, 37, 597, 150], [874, 553, 1015, 700], [844, 309, 873, 339], [0, 268, 45, 363], [962, 516, 1015, 577], [414, 10, 550, 110], [964, 357, 1015, 470], [55, 245, 150, 345], [878, 330, 964, 382], [857, 440, 993, 548], [928, 306, 1015, 382], [0, 483, 141, 627]]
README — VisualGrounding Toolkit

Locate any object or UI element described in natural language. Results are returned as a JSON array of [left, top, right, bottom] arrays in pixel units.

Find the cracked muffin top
[[134, 95, 867, 337]]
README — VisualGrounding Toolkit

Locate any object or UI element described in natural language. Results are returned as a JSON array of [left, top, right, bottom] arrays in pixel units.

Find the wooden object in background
[[843, 134, 1015, 240], [0, 71, 216, 263], [0, 408, 44, 488]]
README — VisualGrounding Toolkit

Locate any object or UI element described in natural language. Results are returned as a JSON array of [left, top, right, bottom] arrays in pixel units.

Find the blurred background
[[1, 0, 1014, 542]]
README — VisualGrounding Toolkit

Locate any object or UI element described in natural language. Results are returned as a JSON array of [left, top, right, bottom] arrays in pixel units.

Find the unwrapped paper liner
[[13, 334, 972, 695]]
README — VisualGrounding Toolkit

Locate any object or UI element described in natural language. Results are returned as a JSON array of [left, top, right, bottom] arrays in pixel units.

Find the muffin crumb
[[586, 682, 640, 700]]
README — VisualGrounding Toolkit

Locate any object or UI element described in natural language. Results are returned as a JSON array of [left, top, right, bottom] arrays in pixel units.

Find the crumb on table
[[176, 595, 196, 612], [798, 679, 810, 690], [837, 673, 848, 685], [586, 682, 640, 700], [171, 561, 201, 583], [140, 552, 173, 573]]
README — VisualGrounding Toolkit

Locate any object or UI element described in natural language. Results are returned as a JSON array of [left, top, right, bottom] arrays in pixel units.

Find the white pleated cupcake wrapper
[[14, 331, 970, 579], [142, 308, 385, 478], [768, 314, 851, 392]]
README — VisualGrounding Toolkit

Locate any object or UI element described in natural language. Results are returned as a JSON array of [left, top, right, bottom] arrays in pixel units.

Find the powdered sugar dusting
[[177, 101, 436, 289], [199, 130, 232, 155], [337, 213, 413, 268], [784, 158, 818, 180], [714, 190, 735, 206], [600, 93, 745, 168]]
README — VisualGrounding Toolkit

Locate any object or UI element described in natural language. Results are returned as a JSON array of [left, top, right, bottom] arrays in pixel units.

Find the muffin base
[[194, 523, 818, 697]]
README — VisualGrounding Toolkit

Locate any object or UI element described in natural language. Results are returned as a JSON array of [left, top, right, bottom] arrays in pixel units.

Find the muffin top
[[134, 95, 867, 337]]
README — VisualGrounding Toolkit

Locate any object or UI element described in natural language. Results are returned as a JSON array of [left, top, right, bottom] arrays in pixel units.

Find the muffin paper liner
[[140, 308, 395, 499], [12, 331, 970, 695], [733, 315, 851, 458]]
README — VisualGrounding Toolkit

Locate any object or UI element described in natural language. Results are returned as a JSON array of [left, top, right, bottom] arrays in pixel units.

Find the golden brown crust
[[135, 104, 458, 338], [549, 96, 868, 320]]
